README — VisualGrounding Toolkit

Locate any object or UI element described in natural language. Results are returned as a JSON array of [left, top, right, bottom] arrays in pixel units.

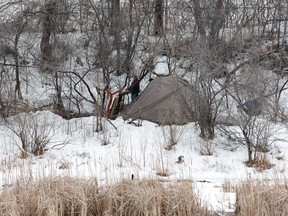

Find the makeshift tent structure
[[242, 98, 263, 116], [119, 76, 200, 125]]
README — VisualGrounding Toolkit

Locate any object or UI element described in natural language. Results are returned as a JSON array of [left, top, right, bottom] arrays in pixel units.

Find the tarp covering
[[120, 76, 199, 125], [243, 98, 263, 116]]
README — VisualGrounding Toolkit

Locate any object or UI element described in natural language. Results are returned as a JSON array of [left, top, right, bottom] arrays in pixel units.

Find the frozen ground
[[0, 110, 287, 213]]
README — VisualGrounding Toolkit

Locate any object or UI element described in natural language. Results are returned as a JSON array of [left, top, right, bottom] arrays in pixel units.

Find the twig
[[106, 118, 118, 131], [51, 140, 70, 150]]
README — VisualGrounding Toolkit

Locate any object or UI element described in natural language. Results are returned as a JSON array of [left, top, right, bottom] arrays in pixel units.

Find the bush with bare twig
[[6, 113, 53, 156]]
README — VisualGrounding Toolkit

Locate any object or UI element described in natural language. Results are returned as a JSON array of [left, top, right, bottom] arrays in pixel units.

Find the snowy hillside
[[1, 1, 288, 214]]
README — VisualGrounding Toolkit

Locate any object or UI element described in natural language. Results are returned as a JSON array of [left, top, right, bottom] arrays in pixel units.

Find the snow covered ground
[[1, 109, 287, 213]]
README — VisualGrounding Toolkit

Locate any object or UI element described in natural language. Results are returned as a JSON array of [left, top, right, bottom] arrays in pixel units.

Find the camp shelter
[[240, 96, 271, 116], [242, 98, 262, 116], [119, 76, 200, 125]]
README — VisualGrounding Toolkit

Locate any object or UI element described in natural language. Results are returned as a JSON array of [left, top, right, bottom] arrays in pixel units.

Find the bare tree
[[0, 4, 36, 101], [0, 1, 41, 115], [39, 0, 75, 116], [7, 113, 54, 156], [12, 14, 27, 101]]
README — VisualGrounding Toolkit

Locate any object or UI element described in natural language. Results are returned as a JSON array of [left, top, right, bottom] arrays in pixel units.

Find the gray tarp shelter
[[242, 98, 263, 116], [120, 76, 199, 125]]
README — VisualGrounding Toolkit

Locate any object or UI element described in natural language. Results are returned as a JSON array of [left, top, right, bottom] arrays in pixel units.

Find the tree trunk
[[14, 33, 22, 100], [110, 0, 121, 74], [192, 0, 206, 38], [243, 129, 253, 163], [154, 0, 164, 36], [110, 0, 120, 34], [199, 110, 214, 140], [54, 71, 65, 114], [0, 97, 7, 118], [13, 13, 27, 101], [209, 0, 225, 45], [40, 0, 56, 72], [121, 0, 134, 75]]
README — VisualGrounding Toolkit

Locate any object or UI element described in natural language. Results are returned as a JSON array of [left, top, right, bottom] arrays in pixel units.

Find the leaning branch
[[60, 70, 96, 104]]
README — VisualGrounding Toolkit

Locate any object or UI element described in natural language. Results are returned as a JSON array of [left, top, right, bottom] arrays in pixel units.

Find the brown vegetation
[[0, 177, 211, 216], [236, 179, 288, 215]]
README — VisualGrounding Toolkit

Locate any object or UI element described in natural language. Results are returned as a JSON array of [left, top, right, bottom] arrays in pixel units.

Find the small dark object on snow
[[131, 174, 134, 180], [76, 56, 83, 66], [176, 155, 184, 164]]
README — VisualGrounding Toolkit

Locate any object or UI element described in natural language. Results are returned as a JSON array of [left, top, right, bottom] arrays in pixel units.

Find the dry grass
[[0, 176, 100, 215], [0, 177, 212, 216], [235, 179, 288, 216], [222, 179, 236, 193], [245, 154, 274, 172]]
